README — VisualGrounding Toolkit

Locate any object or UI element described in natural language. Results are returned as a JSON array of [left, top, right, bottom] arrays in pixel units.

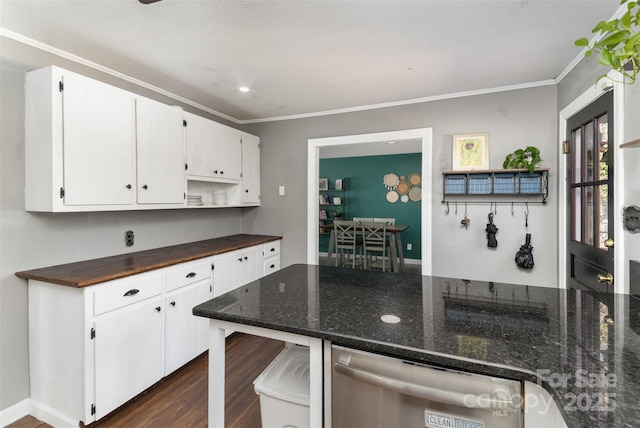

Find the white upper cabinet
[[135, 98, 185, 205], [184, 112, 241, 182], [25, 66, 137, 211], [241, 132, 261, 204], [24, 66, 259, 212], [62, 71, 137, 206]]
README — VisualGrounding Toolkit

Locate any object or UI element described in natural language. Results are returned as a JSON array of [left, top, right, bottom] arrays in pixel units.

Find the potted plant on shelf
[[333, 207, 343, 220], [575, 0, 640, 85], [503, 146, 542, 174]]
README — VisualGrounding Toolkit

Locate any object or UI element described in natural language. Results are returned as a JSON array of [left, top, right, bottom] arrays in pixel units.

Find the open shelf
[[442, 168, 549, 204]]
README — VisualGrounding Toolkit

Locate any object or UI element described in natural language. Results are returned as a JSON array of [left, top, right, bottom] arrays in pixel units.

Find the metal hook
[[525, 202, 529, 228], [511, 202, 515, 216], [493, 202, 497, 216], [445, 202, 450, 214], [464, 202, 468, 217], [455, 202, 458, 215]]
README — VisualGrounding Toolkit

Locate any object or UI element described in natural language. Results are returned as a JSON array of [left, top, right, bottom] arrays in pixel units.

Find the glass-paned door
[[567, 91, 614, 293]]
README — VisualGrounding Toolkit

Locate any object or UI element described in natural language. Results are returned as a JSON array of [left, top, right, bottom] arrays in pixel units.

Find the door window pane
[[598, 184, 609, 250], [585, 121, 595, 182], [572, 128, 582, 184], [585, 186, 594, 246], [573, 187, 582, 242], [597, 114, 609, 181]]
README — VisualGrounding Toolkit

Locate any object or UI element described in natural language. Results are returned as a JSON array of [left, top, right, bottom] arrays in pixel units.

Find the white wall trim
[[557, 71, 626, 292], [307, 128, 433, 276], [0, 399, 29, 427]]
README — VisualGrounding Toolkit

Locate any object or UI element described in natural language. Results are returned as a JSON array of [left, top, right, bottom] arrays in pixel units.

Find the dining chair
[[373, 217, 395, 225], [361, 222, 389, 271], [333, 220, 363, 269], [353, 217, 374, 224]]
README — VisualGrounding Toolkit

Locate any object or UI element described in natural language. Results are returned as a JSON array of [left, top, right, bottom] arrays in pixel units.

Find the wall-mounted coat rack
[[441, 168, 549, 204]]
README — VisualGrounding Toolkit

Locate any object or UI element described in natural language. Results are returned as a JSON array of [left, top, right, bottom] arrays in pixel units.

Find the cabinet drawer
[[263, 258, 280, 276], [94, 273, 163, 316], [165, 259, 211, 292], [262, 240, 280, 258]]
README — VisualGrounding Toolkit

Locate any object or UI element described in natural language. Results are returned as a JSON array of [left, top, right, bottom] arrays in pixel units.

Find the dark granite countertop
[[193, 263, 640, 428], [15, 234, 281, 287]]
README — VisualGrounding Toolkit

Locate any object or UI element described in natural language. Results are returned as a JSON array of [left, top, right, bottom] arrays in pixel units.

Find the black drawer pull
[[238, 258, 243, 262], [170, 301, 176, 307], [155, 306, 161, 312], [244, 256, 248, 260], [124, 289, 139, 297], [270, 248, 276, 252], [186, 272, 197, 279], [270, 264, 275, 269]]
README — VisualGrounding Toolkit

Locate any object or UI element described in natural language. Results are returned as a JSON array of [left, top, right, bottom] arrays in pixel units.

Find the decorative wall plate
[[408, 187, 422, 201], [400, 194, 409, 203], [386, 191, 399, 203], [383, 173, 400, 189], [396, 180, 410, 194], [409, 172, 421, 186]]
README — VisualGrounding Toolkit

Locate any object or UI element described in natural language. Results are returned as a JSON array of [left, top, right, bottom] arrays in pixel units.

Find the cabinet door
[[164, 280, 211, 375], [94, 296, 163, 419], [212, 251, 237, 297], [136, 98, 186, 204], [232, 247, 261, 288], [62, 72, 136, 206], [241, 132, 261, 204], [185, 113, 241, 182]]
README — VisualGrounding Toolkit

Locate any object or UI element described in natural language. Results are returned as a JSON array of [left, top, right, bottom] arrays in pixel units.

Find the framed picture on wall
[[319, 178, 328, 191], [335, 178, 343, 190], [452, 133, 489, 170]]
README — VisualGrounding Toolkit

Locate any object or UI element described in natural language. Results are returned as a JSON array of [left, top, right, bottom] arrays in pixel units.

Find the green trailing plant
[[503, 146, 542, 174], [575, 0, 640, 84]]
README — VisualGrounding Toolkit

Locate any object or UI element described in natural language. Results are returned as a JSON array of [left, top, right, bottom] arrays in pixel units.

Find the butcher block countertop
[[15, 234, 281, 288]]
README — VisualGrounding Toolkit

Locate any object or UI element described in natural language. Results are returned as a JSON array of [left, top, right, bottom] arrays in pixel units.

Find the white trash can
[[253, 345, 310, 428]]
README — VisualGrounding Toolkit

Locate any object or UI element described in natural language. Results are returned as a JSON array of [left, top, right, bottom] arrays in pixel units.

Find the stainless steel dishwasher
[[332, 345, 523, 428]]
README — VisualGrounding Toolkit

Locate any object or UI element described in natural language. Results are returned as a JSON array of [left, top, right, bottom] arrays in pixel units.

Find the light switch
[[407, 243, 412, 250], [279, 185, 285, 196]]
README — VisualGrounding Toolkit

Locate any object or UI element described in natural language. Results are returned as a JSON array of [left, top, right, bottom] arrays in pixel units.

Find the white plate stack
[[187, 194, 203, 206]]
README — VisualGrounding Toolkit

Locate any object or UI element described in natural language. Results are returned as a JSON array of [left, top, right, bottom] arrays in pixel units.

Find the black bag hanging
[[485, 213, 498, 248], [515, 233, 534, 269]]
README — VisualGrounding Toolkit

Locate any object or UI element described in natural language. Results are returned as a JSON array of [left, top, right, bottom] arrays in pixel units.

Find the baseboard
[[27, 400, 78, 428], [0, 398, 29, 427]]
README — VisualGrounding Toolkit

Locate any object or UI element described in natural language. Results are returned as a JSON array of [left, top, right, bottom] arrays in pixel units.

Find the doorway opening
[[307, 128, 433, 276]]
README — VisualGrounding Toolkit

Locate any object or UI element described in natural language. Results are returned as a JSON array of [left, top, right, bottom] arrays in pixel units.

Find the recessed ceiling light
[[238, 86, 250, 93]]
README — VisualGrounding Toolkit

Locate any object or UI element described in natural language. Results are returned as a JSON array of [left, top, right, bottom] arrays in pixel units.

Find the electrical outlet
[[125, 230, 134, 247], [407, 243, 412, 251]]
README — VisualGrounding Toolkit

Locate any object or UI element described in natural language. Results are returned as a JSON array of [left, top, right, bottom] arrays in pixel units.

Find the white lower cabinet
[[164, 280, 211, 375], [27, 263, 212, 427], [94, 295, 164, 419], [26, 240, 280, 427]]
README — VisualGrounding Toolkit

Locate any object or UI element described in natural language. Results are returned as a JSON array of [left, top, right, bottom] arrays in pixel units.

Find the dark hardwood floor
[[9, 333, 285, 428]]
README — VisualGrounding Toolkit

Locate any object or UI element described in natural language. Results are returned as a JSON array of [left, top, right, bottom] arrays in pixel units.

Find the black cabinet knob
[[155, 306, 161, 312], [170, 301, 176, 307], [213, 170, 218, 174], [142, 185, 148, 190], [245, 189, 249, 193], [126, 184, 132, 189], [220, 171, 224, 174]]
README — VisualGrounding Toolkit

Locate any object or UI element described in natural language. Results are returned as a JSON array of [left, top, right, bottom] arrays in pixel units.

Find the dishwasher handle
[[334, 360, 517, 411]]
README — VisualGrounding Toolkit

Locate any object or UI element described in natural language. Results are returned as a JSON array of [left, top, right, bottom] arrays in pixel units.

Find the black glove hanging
[[485, 213, 498, 248], [515, 233, 534, 269]]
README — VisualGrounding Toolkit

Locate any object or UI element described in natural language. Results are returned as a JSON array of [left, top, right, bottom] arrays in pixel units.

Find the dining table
[[322, 223, 409, 272]]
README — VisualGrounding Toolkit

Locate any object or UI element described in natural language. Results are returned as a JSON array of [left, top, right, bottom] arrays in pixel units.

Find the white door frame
[[307, 128, 433, 276], [557, 72, 626, 292]]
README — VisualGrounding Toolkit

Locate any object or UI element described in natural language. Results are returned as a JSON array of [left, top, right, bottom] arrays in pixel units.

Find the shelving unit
[[319, 178, 348, 235], [442, 168, 549, 204]]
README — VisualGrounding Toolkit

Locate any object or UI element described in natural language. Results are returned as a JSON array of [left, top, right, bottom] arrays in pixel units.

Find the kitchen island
[[193, 264, 640, 428]]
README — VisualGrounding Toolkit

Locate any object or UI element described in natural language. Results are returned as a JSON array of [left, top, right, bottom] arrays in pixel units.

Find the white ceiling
[[0, 0, 621, 123]]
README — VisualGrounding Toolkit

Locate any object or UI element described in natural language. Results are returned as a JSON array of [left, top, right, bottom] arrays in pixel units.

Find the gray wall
[[244, 85, 559, 286], [0, 65, 244, 412]]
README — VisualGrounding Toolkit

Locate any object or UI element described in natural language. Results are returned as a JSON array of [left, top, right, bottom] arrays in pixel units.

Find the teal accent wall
[[319, 153, 422, 260]]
